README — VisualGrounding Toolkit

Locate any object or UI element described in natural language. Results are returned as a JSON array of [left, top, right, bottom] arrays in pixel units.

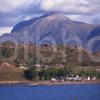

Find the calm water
[[0, 84, 100, 100]]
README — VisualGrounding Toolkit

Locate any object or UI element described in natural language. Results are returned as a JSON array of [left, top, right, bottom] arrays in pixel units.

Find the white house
[[51, 78, 57, 82]]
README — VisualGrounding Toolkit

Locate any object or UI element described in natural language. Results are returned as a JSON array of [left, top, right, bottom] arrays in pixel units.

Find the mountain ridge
[[0, 13, 100, 52]]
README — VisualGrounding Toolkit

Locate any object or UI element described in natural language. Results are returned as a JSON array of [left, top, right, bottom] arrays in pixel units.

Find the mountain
[[0, 13, 100, 52], [87, 27, 100, 52]]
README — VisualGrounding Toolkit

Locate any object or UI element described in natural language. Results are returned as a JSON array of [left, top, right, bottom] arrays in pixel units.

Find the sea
[[0, 84, 100, 100]]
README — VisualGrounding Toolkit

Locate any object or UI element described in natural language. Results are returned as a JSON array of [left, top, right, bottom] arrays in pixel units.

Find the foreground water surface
[[0, 84, 100, 100]]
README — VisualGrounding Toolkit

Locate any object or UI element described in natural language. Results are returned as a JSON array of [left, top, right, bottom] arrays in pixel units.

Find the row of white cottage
[[51, 75, 96, 82]]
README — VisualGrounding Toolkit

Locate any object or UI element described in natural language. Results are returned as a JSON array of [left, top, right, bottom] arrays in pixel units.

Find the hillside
[[0, 41, 99, 67], [0, 61, 26, 81]]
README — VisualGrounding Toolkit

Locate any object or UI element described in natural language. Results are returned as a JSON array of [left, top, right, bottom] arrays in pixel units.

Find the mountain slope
[[0, 13, 100, 51]]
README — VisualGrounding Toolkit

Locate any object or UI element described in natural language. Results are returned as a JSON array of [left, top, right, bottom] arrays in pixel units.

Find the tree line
[[24, 66, 100, 81]]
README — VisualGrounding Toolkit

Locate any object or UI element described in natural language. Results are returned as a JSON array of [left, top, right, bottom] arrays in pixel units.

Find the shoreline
[[0, 80, 100, 86]]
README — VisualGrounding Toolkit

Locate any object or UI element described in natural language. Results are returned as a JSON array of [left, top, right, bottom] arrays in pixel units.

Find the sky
[[0, 0, 100, 34]]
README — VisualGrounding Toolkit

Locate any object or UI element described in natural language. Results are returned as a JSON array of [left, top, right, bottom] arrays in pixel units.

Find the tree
[[26, 55, 36, 67], [79, 69, 97, 78], [56, 68, 64, 79], [56, 67, 74, 80], [24, 66, 38, 81], [39, 69, 45, 81], [43, 68, 57, 80], [63, 67, 74, 77], [96, 72, 100, 78]]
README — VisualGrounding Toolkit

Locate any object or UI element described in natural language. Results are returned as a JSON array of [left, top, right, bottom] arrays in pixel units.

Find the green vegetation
[[24, 66, 100, 81], [0, 41, 15, 58], [78, 69, 96, 78], [24, 66, 38, 81]]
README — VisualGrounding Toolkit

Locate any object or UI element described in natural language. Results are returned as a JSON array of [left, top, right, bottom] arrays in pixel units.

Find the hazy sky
[[0, 0, 100, 34]]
